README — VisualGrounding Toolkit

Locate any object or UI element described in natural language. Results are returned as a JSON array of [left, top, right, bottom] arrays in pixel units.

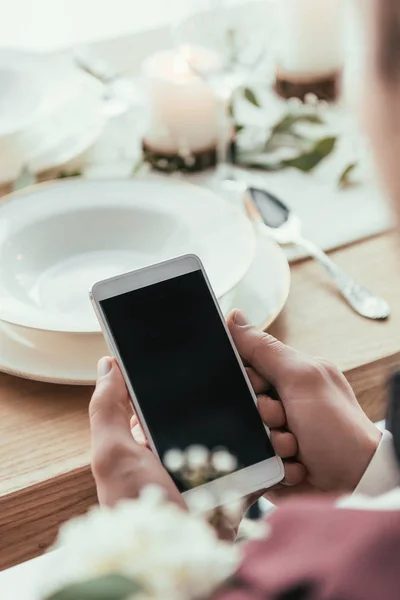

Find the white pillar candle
[[276, 0, 344, 76], [142, 49, 219, 155]]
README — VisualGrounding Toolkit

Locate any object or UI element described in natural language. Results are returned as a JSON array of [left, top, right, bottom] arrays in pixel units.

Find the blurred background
[[0, 0, 194, 51], [0, 0, 391, 384]]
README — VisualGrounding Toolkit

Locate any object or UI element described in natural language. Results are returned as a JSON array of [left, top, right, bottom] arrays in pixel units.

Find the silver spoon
[[244, 186, 390, 321]]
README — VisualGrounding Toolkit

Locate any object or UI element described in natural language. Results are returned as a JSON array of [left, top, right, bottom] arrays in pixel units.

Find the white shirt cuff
[[354, 429, 400, 497]]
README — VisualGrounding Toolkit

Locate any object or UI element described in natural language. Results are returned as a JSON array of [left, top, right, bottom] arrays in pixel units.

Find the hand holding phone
[[90, 355, 186, 508], [91, 356, 266, 540], [90, 255, 284, 508]]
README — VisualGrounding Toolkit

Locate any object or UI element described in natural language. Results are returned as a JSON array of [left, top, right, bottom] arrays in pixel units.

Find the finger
[[89, 358, 183, 510], [130, 415, 149, 448], [246, 367, 269, 394], [282, 461, 307, 486], [90, 357, 133, 442], [270, 430, 298, 458], [131, 423, 148, 447], [227, 310, 300, 385], [90, 357, 143, 480], [242, 490, 265, 514], [209, 511, 239, 543], [258, 395, 286, 429]]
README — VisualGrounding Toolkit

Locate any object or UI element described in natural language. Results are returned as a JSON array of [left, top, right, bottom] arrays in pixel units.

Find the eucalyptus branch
[[237, 136, 337, 173], [130, 86, 359, 188]]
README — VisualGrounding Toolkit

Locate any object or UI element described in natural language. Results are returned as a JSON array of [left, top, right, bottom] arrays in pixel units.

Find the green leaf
[[271, 113, 324, 135], [270, 114, 297, 135], [234, 123, 245, 134], [298, 113, 324, 125], [132, 157, 145, 175], [243, 87, 260, 108], [235, 158, 282, 172], [56, 170, 82, 179], [282, 136, 337, 172], [301, 114, 325, 125], [45, 574, 142, 600], [263, 112, 325, 151], [338, 162, 358, 189]]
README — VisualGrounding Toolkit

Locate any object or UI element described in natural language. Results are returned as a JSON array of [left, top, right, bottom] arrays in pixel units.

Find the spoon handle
[[295, 235, 390, 320]]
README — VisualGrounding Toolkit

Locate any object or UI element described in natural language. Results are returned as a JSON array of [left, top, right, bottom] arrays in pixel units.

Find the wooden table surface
[[1, 230, 400, 570]]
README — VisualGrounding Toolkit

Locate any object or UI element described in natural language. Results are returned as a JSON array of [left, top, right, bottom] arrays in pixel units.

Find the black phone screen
[[100, 269, 275, 490]]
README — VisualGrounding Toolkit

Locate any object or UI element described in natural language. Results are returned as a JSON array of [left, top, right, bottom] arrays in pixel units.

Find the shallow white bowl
[[0, 233, 290, 384], [0, 178, 255, 333]]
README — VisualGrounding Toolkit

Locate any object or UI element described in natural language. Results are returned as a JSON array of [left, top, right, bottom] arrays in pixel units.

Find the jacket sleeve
[[213, 497, 400, 600]]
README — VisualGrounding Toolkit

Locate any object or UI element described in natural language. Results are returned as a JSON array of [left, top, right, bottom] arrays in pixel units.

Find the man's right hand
[[227, 310, 382, 497]]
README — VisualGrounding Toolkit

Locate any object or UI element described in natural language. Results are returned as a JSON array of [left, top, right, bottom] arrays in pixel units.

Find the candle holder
[[142, 141, 217, 173], [275, 69, 342, 102], [142, 139, 236, 174]]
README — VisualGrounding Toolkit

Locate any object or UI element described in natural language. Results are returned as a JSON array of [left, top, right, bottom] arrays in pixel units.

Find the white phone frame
[[90, 254, 284, 508]]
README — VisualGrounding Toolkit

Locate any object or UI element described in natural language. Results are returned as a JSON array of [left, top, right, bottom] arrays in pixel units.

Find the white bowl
[[0, 232, 290, 384], [0, 287, 236, 368], [0, 178, 255, 333]]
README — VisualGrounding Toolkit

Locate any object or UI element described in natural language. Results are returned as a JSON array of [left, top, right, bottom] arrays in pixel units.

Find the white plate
[[28, 119, 104, 175], [0, 49, 105, 182], [0, 50, 69, 137], [0, 233, 290, 384], [0, 49, 104, 136], [0, 178, 255, 333], [25, 66, 105, 173]]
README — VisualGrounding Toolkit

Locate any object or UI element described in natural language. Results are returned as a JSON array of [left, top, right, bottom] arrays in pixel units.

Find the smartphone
[[90, 255, 284, 507]]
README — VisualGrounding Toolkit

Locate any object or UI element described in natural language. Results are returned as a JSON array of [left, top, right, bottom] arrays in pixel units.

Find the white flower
[[287, 96, 302, 112], [40, 486, 240, 600], [304, 92, 319, 107]]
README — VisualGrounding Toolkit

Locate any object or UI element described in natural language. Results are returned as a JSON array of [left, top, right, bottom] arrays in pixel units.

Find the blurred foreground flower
[[41, 486, 239, 600], [41, 448, 268, 600]]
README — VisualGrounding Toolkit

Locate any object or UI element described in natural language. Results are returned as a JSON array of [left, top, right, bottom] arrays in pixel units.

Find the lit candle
[[275, 0, 345, 100], [142, 49, 219, 157]]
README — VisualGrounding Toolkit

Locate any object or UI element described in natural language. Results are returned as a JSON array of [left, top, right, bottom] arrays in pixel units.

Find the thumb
[[89, 357, 133, 446], [227, 309, 299, 385]]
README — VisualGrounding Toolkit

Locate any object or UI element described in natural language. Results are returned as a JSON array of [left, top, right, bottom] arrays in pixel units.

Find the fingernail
[[234, 309, 249, 326], [281, 479, 295, 487], [97, 357, 112, 379]]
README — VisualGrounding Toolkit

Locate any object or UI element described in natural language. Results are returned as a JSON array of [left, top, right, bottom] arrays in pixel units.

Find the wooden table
[[1, 230, 400, 571]]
